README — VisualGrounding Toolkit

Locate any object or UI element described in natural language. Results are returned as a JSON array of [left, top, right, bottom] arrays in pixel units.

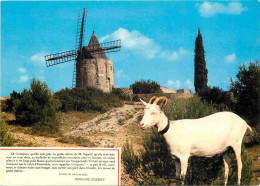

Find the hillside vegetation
[[55, 87, 124, 112]]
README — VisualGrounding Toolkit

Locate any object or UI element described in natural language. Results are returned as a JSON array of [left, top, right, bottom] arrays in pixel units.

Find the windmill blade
[[87, 39, 121, 54], [75, 8, 87, 52], [45, 50, 76, 67]]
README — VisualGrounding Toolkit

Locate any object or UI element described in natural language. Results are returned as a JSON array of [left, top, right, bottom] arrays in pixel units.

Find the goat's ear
[[140, 98, 147, 106], [159, 99, 168, 109]]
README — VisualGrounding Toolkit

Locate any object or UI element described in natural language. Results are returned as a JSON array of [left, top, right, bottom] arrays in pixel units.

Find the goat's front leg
[[180, 157, 188, 185], [223, 153, 231, 185], [174, 158, 181, 179]]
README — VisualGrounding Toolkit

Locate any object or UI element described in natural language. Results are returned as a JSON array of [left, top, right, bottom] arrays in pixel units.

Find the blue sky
[[1, 1, 260, 96]]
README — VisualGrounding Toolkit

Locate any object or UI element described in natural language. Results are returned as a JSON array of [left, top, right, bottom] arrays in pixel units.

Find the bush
[[55, 87, 124, 113], [112, 88, 130, 101], [122, 96, 253, 185], [130, 79, 162, 94], [0, 117, 15, 146], [198, 86, 234, 111], [230, 61, 260, 126], [164, 95, 218, 120], [4, 90, 23, 112], [11, 78, 61, 136], [246, 125, 260, 146]]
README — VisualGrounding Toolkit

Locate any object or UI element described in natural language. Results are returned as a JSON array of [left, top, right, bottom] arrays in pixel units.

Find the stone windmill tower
[[78, 31, 116, 92], [45, 8, 121, 92]]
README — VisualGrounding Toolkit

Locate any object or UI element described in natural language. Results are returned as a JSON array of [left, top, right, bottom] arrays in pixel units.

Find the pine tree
[[194, 28, 208, 93]]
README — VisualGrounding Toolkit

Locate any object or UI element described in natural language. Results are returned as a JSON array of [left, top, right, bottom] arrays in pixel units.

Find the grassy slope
[[246, 144, 260, 185]]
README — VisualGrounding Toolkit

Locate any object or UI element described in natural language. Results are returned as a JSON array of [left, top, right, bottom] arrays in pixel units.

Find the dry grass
[[246, 144, 260, 185], [14, 140, 36, 147], [95, 113, 112, 125], [2, 111, 100, 139], [59, 111, 100, 133], [88, 131, 115, 138], [58, 136, 95, 147], [118, 113, 134, 125]]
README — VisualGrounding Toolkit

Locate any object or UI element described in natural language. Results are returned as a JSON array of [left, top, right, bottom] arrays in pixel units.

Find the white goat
[[139, 96, 252, 185]]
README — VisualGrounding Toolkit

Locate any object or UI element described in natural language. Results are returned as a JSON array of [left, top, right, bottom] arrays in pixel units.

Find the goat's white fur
[[139, 97, 252, 185]]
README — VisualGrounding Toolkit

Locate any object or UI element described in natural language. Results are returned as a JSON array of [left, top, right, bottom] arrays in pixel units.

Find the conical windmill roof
[[85, 31, 108, 59]]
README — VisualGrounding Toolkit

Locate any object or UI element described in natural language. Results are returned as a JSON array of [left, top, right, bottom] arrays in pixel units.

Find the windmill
[[45, 8, 121, 92]]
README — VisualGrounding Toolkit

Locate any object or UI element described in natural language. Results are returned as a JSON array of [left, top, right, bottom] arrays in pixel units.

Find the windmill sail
[[73, 8, 87, 88], [88, 39, 121, 54], [45, 50, 76, 67], [44, 39, 121, 67]]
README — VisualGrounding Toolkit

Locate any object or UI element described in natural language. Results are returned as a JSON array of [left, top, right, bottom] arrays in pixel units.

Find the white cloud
[[198, 2, 247, 17], [100, 35, 110, 43], [160, 48, 191, 62], [166, 80, 174, 86], [19, 75, 29, 83], [101, 28, 191, 62], [225, 53, 236, 64], [18, 67, 26, 73], [166, 80, 181, 89], [115, 69, 129, 79], [30, 52, 47, 66], [185, 79, 194, 89], [111, 28, 159, 59]]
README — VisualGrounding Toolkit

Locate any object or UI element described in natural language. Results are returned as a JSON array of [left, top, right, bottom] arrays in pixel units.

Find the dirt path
[[66, 103, 144, 148]]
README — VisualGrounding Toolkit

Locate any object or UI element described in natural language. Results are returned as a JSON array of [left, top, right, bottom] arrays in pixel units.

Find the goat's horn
[[148, 96, 157, 104], [153, 96, 168, 108]]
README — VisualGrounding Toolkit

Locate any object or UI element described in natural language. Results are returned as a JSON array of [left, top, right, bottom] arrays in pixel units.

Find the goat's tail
[[247, 125, 253, 132]]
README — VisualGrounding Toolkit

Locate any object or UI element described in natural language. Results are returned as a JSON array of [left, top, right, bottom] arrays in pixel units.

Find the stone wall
[[176, 89, 191, 94], [114, 87, 192, 101], [77, 58, 115, 92], [114, 88, 133, 95], [160, 86, 177, 93], [132, 93, 193, 102]]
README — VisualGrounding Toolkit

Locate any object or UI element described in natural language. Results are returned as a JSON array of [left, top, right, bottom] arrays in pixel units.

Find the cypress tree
[[194, 28, 208, 93]]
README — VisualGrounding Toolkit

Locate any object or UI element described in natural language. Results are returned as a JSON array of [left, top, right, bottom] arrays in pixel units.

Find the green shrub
[[230, 61, 260, 126], [55, 87, 124, 113], [130, 79, 162, 94], [11, 78, 61, 136], [0, 117, 15, 146], [246, 125, 260, 146], [4, 90, 23, 112], [122, 96, 252, 185], [164, 95, 218, 120], [198, 86, 234, 111], [112, 88, 130, 101]]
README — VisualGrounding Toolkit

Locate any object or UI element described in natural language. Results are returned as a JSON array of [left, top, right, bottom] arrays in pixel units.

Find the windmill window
[[110, 66, 112, 71]]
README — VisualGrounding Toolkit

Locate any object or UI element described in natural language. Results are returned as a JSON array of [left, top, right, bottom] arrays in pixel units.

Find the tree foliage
[[198, 86, 234, 111], [230, 61, 260, 126], [194, 29, 208, 93], [130, 79, 161, 94], [8, 78, 61, 136]]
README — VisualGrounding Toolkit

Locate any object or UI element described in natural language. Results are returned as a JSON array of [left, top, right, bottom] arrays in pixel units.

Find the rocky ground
[[66, 103, 144, 148]]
